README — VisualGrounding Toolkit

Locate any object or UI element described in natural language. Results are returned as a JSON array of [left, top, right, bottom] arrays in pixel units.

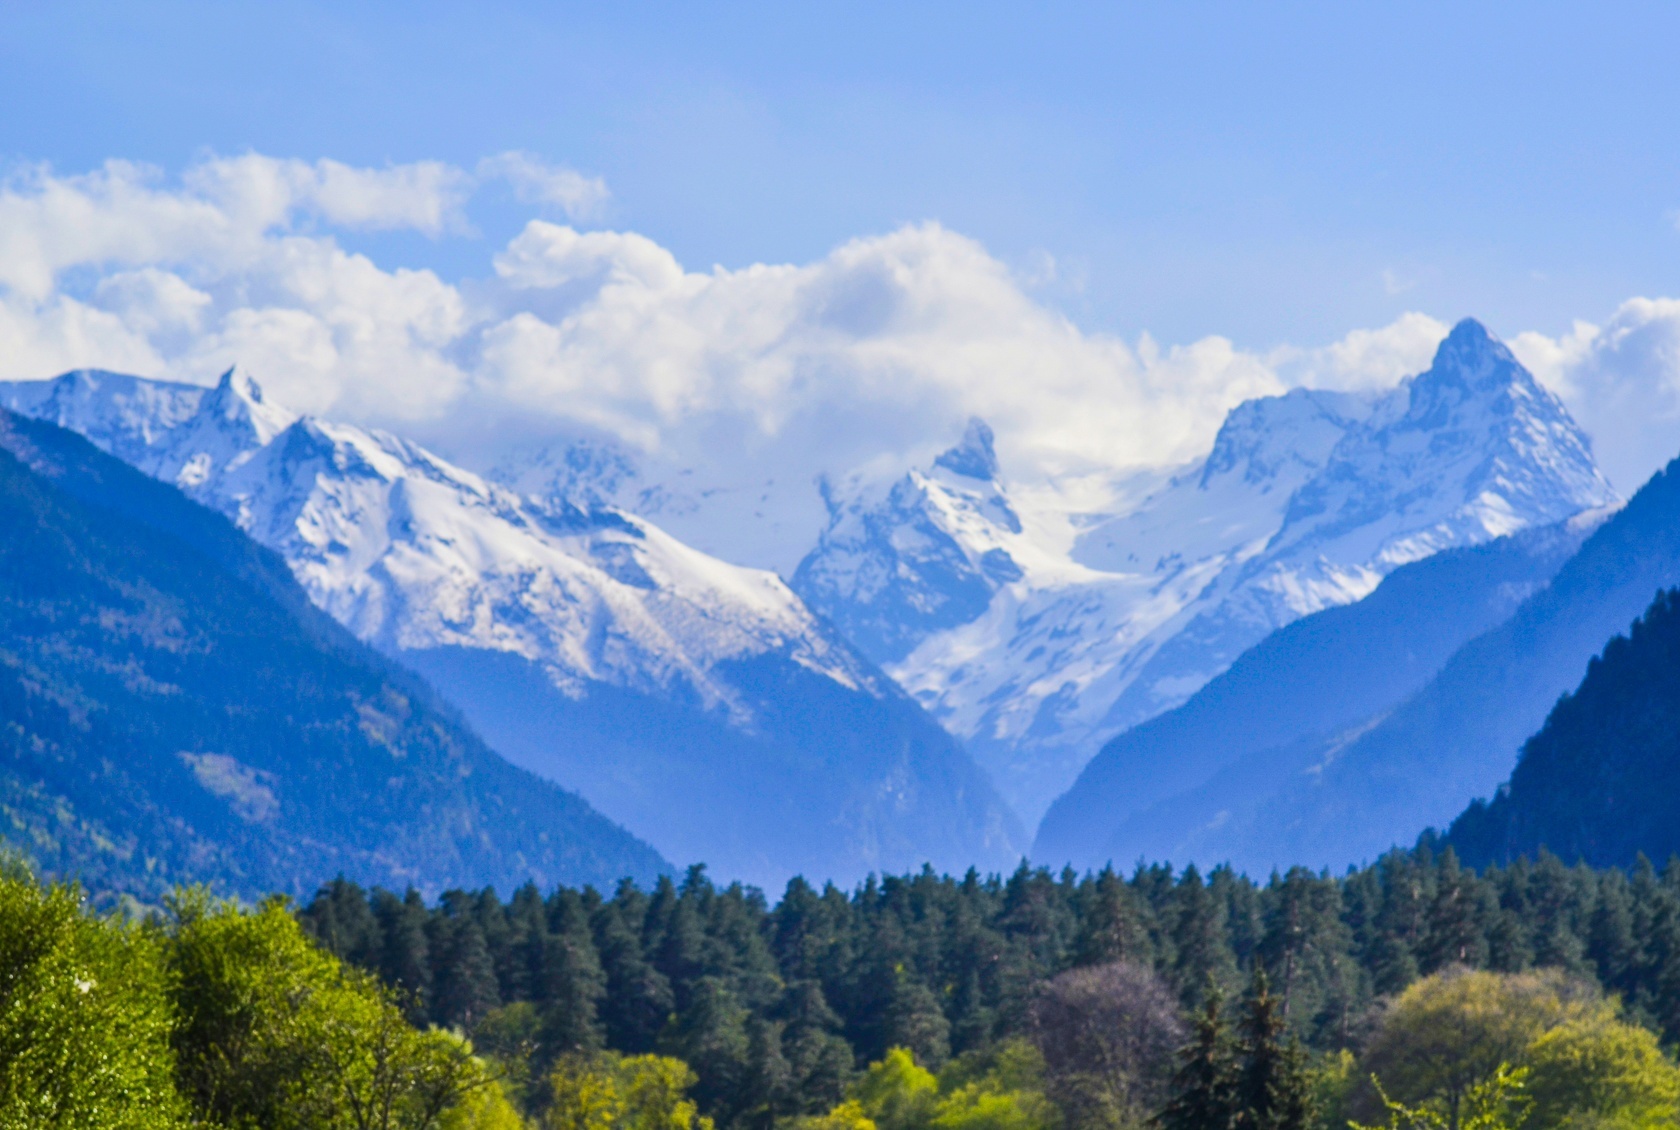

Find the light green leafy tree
[[1355, 969, 1680, 1130], [931, 1041, 1058, 1130], [0, 865, 186, 1130], [165, 888, 493, 1130], [850, 1049, 941, 1130], [543, 1050, 713, 1130], [814, 1043, 1056, 1130], [1352, 1064, 1531, 1130], [1356, 970, 1587, 1130], [1524, 1014, 1680, 1130]]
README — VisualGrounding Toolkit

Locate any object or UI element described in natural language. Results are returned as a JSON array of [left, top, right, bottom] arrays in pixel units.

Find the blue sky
[[5, 1, 1677, 349]]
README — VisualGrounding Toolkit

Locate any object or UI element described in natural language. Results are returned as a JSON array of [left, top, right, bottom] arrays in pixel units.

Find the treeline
[[300, 842, 1680, 1127]]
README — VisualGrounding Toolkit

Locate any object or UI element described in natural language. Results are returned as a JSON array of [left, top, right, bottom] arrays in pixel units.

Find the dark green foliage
[[1232, 973, 1313, 1130], [0, 410, 667, 900]]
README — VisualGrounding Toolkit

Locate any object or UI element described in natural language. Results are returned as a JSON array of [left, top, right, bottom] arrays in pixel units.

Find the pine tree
[[302, 876, 379, 967], [1421, 849, 1490, 973], [593, 901, 674, 1054], [535, 917, 607, 1057], [430, 911, 502, 1029], [742, 1017, 794, 1130], [779, 980, 855, 1113], [662, 975, 751, 1122], [1586, 868, 1639, 996], [1171, 866, 1236, 1007], [885, 973, 952, 1070]]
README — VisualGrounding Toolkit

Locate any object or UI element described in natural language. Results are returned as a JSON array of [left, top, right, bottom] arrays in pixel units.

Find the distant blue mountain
[[1034, 515, 1595, 872], [0, 409, 668, 900]]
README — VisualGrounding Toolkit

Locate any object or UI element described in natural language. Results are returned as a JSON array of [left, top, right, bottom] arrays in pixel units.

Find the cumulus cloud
[[6, 151, 1680, 567], [1512, 299, 1680, 495], [1273, 312, 1451, 392]]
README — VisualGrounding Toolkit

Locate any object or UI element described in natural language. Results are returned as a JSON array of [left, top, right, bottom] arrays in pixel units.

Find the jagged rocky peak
[[1395, 318, 1549, 425], [184, 366, 297, 443], [934, 417, 1001, 482]]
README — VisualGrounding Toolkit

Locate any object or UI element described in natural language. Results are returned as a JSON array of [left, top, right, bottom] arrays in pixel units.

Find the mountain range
[[0, 408, 666, 900], [0, 316, 1646, 889], [0, 369, 1020, 889], [793, 319, 1618, 823]]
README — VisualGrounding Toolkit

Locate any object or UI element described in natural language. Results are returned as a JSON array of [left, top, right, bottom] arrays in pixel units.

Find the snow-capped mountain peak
[[0, 368, 1023, 886], [795, 318, 1619, 824]]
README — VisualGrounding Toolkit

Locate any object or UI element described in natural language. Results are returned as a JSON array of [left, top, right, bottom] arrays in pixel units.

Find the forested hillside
[[302, 845, 1680, 1128], [1449, 586, 1680, 868], [0, 410, 666, 899]]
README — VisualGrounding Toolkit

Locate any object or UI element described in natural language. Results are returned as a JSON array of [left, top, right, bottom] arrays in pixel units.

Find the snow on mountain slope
[[0, 368, 1022, 887], [794, 320, 1619, 824]]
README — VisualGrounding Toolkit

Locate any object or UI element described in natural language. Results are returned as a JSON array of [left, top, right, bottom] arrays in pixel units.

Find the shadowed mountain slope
[[1035, 517, 1594, 871]]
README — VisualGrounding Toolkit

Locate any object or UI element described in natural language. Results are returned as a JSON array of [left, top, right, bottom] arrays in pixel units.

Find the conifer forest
[[267, 843, 1680, 1130]]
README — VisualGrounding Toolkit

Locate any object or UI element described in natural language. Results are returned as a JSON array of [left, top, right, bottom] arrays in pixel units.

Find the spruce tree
[[1076, 866, 1150, 967], [430, 912, 501, 1029], [779, 980, 854, 1113], [1160, 984, 1235, 1130], [1421, 849, 1490, 973], [1586, 869, 1639, 996], [1232, 971, 1313, 1130], [593, 901, 674, 1054], [372, 887, 432, 1019], [742, 1017, 794, 1130], [1172, 866, 1236, 1007]]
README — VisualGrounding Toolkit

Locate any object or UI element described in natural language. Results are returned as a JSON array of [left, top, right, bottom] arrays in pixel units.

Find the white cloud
[[1273, 311, 1450, 393], [92, 268, 213, 337], [478, 152, 610, 219], [1512, 299, 1680, 495], [6, 152, 1680, 567]]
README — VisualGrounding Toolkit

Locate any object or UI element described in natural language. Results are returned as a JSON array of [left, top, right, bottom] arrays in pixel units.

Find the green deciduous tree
[[852, 1048, 940, 1130], [0, 870, 185, 1129], [1524, 1012, 1680, 1130], [1353, 1064, 1531, 1130], [1355, 969, 1590, 1130], [167, 889, 491, 1130], [544, 1050, 713, 1130]]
